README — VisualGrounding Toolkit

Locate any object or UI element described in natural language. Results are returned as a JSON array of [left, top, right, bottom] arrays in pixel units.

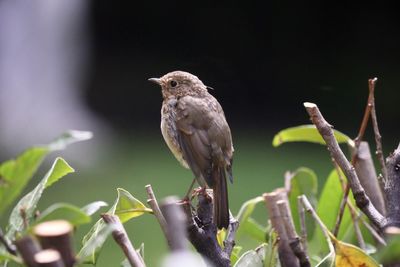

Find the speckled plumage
[[150, 71, 234, 229]]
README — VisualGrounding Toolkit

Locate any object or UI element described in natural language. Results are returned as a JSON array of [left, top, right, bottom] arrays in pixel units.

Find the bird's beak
[[148, 78, 162, 85]]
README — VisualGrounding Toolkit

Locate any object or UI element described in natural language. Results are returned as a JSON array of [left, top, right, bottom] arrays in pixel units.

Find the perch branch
[[101, 214, 146, 267], [223, 213, 239, 256], [304, 102, 386, 229], [383, 144, 400, 228], [277, 200, 310, 267], [145, 184, 171, 247], [183, 192, 236, 267]]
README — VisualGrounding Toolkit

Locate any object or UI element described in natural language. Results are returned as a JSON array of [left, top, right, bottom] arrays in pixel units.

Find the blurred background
[[1, 1, 399, 266]]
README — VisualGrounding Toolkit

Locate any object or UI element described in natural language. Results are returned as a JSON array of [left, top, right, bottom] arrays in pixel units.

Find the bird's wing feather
[[175, 95, 233, 187]]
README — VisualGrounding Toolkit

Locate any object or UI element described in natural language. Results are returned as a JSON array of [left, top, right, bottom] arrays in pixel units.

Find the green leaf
[[78, 188, 152, 264], [375, 235, 400, 264], [239, 217, 267, 242], [272, 125, 354, 148], [234, 250, 263, 267], [0, 130, 92, 215], [264, 231, 279, 267], [113, 188, 152, 222], [81, 201, 108, 216], [77, 224, 116, 265], [6, 158, 74, 239], [35, 203, 91, 226], [287, 167, 317, 235], [230, 246, 243, 266], [308, 169, 352, 256], [236, 196, 264, 225]]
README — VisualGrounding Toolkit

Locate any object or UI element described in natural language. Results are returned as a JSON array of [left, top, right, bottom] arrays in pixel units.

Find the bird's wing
[[175, 95, 233, 187]]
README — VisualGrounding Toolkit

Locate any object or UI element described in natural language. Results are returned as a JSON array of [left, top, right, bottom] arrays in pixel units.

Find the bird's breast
[[161, 104, 189, 169]]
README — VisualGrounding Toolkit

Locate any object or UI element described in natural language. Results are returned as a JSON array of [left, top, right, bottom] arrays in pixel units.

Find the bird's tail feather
[[213, 168, 229, 229]]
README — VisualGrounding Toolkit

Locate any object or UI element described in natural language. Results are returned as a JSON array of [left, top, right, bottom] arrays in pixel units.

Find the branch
[[264, 188, 300, 267], [15, 236, 41, 267], [145, 184, 171, 248], [368, 78, 388, 183], [33, 220, 75, 267], [332, 160, 365, 249], [160, 196, 188, 251], [277, 200, 310, 267], [297, 197, 308, 253], [101, 214, 146, 267], [183, 192, 235, 267], [354, 141, 386, 214], [303, 102, 386, 229], [34, 249, 65, 267], [384, 143, 400, 228]]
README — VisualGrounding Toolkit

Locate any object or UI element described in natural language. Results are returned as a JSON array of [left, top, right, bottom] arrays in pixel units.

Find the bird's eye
[[169, 80, 178, 87]]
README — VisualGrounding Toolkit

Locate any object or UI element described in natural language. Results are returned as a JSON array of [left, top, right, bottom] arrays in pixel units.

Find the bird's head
[[148, 71, 208, 98]]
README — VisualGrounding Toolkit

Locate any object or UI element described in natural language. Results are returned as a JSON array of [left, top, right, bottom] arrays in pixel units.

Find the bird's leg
[[184, 178, 197, 200]]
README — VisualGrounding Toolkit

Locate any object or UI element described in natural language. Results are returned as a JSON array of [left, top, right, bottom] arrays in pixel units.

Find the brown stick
[[34, 249, 65, 267], [332, 160, 365, 249], [297, 197, 308, 253], [369, 78, 388, 183], [160, 196, 188, 251], [145, 184, 171, 248], [264, 189, 299, 267], [101, 214, 145, 267], [15, 236, 41, 267], [354, 141, 386, 214], [333, 79, 378, 237], [33, 220, 75, 267], [304, 102, 386, 229], [277, 200, 310, 267]]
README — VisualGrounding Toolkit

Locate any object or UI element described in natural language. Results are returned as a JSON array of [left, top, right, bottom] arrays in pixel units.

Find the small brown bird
[[149, 71, 234, 229]]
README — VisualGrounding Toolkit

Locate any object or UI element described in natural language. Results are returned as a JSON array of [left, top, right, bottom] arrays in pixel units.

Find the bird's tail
[[213, 167, 229, 229]]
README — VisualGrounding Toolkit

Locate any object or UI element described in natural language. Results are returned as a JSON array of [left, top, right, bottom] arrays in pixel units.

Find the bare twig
[[101, 214, 145, 267], [369, 78, 388, 183], [299, 195, 334, 253], [34, 249, 65, 267], [160, 196, 188, 251], [331, 160, 365, 249], [15, 236, 41, 267], [0, 227, 16, 255], [264, 189, 299, 267], [33, 220, 75, 267], [354, 141, 386, 214], [361, 219, 386, 246], [277, 200, 310, 267], [145, 184, 171, 247], [304, 102, 386, 229], [331, 78, 376, 237], [297, 197, 308, 253]]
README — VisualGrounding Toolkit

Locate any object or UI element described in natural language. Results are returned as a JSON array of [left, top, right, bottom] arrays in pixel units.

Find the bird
[[148, 71, 234, 229]]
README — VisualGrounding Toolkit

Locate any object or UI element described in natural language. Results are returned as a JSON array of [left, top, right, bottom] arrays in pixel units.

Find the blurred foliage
[[0, 125, 397, 266]]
